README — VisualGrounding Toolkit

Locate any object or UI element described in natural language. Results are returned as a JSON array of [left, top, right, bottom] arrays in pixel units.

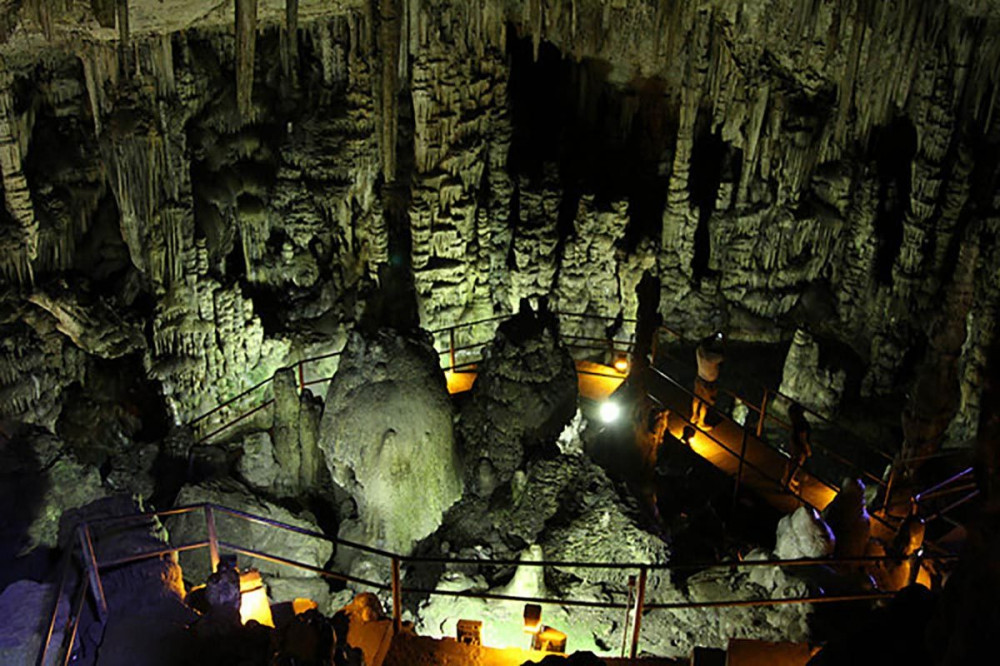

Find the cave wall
[[0, 0, 998, 454]]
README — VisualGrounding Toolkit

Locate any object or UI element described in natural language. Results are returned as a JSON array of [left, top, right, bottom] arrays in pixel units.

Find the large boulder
[[318, 328, 462, 556], [457, 304, 578, 496], [775, 506, 836, 560], [169, 480, 333, 587], [0, 581, 68, 666]]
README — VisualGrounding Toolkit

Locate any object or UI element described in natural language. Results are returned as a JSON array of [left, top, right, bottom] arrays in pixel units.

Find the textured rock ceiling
[[0, 0, 998, 464]]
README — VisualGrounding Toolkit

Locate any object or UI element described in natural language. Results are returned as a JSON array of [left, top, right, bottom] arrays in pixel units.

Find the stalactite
[[236, 0, 258, 120], [0, 80, 38, 285], [116, 0, 131, 73], [282, 0, 299, 84], [375, 0, 401, 182]]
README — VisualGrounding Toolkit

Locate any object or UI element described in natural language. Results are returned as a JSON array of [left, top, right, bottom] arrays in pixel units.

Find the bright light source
[[239, 569, 274, 627], [292, 598, 318, 615], [613, 357, 629, 373], [599, 401, 621, 423]]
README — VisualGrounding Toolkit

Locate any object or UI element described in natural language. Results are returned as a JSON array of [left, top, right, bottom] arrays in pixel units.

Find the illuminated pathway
[[642, 367, 838, 513], [446, 358, 835, 513]]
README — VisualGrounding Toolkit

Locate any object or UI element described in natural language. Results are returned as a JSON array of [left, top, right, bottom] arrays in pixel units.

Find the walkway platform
[[643, 368, 837, 514]]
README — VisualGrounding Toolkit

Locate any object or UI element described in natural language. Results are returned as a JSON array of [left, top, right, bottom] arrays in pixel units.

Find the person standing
[[692, 332, 725, 429], [783, 402, 813, 491]]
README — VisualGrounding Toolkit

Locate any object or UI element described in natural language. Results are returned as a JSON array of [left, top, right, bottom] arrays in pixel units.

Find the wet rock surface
[[319, 327, 462, 557]]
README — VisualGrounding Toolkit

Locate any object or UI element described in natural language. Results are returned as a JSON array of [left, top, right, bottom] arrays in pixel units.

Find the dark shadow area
[[871, 117, 917, 286], [0, 425, 56, 591], [689, 117, 729, 282], [506, 34, 673, 250]]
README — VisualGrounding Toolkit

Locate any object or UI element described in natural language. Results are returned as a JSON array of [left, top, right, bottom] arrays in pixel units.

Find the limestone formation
[[778, 329, 847, 419], [774, 506, 836, 560], [457, 305, 578, 496], [0, 1, 998, 659], [0, 429, 108, 552], [270, 368, 324, 495], [319, 328, 462, 556]]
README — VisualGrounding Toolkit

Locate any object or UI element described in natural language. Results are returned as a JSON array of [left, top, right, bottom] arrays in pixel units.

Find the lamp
[[599, 401, 621, 424], [523, 603, 542, 634], [457, 619, 482, 645], [239, 569, 274, 627], [613, 356, 629, 373]]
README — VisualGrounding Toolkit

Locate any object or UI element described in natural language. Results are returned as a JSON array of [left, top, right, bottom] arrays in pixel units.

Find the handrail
[[763, 387, 894, 464], [185, 310, 673, 440], [915, 467, 974, 502], [647, 366, 836, 507], [42, 501, 960, 666], [757, 403, 888, 490]]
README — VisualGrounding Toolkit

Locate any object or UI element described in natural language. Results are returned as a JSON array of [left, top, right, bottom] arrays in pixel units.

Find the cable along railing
[[39, 502, 956, 666]]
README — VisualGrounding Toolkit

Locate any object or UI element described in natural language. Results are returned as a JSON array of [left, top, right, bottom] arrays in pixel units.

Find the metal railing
[[184, 310, 662, 445], [180, 310, 920, 538], [40, 502, 959, 665], [643, 365, 940, 556]]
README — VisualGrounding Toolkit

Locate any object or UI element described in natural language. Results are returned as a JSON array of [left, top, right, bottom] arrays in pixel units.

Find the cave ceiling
[[0, 0, 998, 455]]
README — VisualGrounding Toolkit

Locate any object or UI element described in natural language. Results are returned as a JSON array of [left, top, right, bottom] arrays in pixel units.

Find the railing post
[[756, 387, 769, 439], [78, 524, 108, 622], [391, 556, 402, 633], [205, 505, 221, 574], [620, 574, 636, 657], [733, 427, 748, 511], [629, 566, 647, 660], [449, 329, 456, 373], [297, 361, 305, 392]]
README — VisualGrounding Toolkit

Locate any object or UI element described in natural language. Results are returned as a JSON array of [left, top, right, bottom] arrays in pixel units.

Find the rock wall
[[0, 0, 997, 454]]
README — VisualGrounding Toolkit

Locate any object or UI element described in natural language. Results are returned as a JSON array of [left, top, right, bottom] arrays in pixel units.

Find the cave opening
[[506, 35, 672, 249], [871, 116, 917, 286]]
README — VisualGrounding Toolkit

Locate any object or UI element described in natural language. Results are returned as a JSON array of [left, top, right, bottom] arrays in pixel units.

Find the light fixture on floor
[[457, 619, 482, 645], [523, 603, 542, 635], [613, 356, 629, 373], [239, 569, 274, 627]]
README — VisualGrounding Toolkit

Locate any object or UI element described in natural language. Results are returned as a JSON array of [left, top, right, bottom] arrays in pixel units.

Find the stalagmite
[[236, 0, 258, 120]]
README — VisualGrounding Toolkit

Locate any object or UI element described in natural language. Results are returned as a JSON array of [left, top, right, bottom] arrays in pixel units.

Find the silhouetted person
[[692, 332, 724, 429], [892, 497, 926, 587], [783, 402, 812, 491]]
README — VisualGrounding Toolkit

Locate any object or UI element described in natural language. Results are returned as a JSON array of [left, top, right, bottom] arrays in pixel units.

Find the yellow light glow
[[445, 369, 477, 394], [239, 570, 274, 627], [292, 598, 318, 615], [613, 357, 630, 373]]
